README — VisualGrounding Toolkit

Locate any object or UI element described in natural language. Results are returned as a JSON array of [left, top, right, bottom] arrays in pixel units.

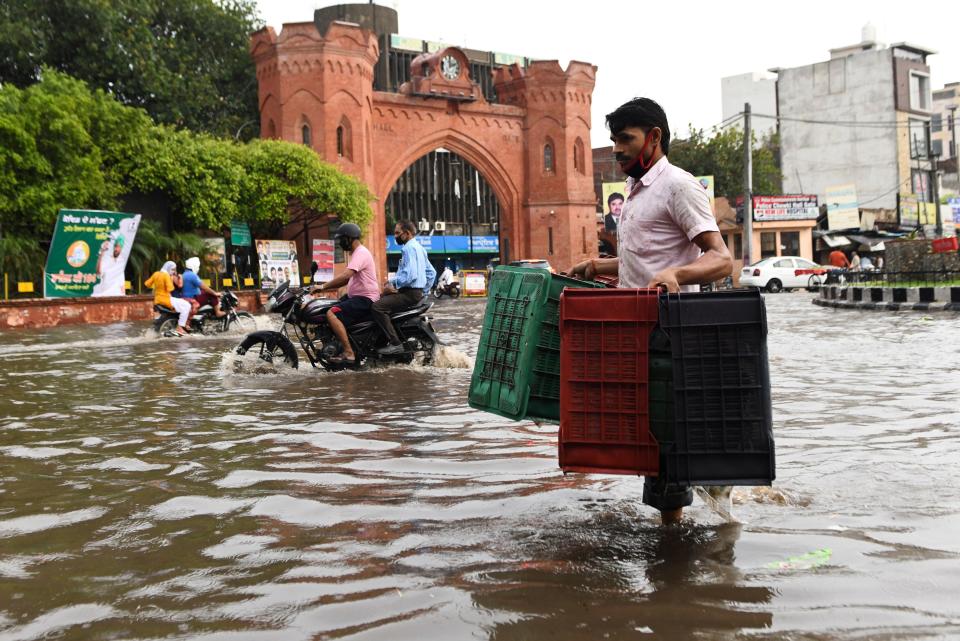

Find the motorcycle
[[154, 290, 255, 337], [432, 281, 461, 299], [235, 280, 441, 371]]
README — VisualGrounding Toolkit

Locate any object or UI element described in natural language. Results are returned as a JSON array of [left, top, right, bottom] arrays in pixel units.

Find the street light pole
[[742, 102, 753, 266]]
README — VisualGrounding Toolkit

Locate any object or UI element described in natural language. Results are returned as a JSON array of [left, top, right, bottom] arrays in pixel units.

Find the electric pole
[[929, 120, 943, 237], [743, 102, 753, 266], [949, 105, 958, 184]]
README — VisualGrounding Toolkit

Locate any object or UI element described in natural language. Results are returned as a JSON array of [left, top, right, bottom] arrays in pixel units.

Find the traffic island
[[814, 285, 960, 312]]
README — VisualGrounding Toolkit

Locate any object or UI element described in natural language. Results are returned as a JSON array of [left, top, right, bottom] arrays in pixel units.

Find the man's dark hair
[[606, 97, 671, 155], [607, 192, 624, 206], [398, 219, 417, 235]]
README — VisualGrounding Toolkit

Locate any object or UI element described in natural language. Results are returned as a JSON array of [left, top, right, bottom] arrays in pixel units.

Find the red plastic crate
[[558, 288, 660, 475]]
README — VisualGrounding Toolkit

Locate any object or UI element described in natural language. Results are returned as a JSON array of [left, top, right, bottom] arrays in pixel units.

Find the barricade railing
[[826, 269, 960, 288], [1, 270, 313, 300]]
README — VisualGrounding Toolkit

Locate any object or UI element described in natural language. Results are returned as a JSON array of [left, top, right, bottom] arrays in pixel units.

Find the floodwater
[[1, 294, 959, 640]]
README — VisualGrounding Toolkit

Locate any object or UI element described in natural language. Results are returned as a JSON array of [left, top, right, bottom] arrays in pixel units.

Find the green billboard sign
[[231, 221, 251, 247], [44, 209, 141, 298]]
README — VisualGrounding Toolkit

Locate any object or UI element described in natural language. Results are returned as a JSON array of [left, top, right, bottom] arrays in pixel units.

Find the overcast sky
[[255, 0, 960, 148]]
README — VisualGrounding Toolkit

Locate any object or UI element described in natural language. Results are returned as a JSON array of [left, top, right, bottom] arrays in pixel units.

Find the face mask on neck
[[617, 132, 659, 179]]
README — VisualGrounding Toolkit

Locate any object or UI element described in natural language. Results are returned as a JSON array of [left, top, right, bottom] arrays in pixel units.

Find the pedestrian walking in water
[[570, 97, 733, 524]]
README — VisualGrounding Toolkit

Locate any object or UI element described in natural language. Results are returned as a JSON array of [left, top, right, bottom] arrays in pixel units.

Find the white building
[[720, 71, 778, 139], [776, 28, 936, 221]]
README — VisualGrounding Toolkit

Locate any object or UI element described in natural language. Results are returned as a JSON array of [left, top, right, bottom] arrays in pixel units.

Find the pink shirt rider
[[617, 156, 719, 292], [346, 244, 380, 302]]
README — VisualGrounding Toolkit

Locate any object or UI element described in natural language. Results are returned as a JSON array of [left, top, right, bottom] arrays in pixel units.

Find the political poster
[[601, 182, 627, 227], [204, 238, 227, 274], [44, 209, 141, 298], [695, 175, 715, 212], [256, 239, 301, 290], [311, 239, 335, 283]]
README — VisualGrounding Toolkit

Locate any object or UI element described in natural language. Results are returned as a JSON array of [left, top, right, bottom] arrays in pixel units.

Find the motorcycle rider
[[374, 220, 435, 356], [145, 261, 192, 336], [436, 264, 455, 293], [309, 222, 379, 364], [183, 257, 225, 318]]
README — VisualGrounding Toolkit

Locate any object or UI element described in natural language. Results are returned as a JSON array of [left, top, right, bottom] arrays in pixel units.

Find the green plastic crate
[[525, 274, 606, 422], [468, 267, 551, 419]]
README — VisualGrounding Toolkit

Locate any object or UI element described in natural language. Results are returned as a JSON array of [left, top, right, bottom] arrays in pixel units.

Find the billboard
[[899, 195, 937, 228], [752, 195, 819, 221], [386, 235, 499, 254], [203, 237, 227, 274], [255, 239, 301, 289], [311, 239, 335, 283], [825, 184, 860, 230], [44, 209, 141, 298]]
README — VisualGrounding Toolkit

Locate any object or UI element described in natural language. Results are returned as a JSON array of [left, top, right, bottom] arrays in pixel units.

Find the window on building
[[573, 138, 585, 175], [544, 142, 554, 173], [267, 120, 276, 138], [301, 124, 311, 147], [931, 113, 942, 133], [911, 169, 932, 201], [733, 233, 743, 260], [760, 232, 777, 258], [547, 226, 554, 255], [909, 72, 931, 111], [909, 119, 929, 158], [337, 117, 353, 161], [780, 231, 800, 256]]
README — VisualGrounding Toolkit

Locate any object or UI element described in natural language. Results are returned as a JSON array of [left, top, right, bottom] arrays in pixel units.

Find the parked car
[[739, 256, 827, 293], [509, 259, 555, 273]]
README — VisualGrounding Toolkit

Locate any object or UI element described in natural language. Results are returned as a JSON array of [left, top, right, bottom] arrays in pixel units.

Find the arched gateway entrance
[[251, 17, 597, 277], [385, 148, 502, 270]]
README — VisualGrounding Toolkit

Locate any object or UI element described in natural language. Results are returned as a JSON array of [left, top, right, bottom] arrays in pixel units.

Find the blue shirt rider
[[373, 220, 436, 356]]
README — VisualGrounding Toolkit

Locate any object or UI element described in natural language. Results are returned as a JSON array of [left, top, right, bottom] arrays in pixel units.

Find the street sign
[[230, 221, 251, 247]]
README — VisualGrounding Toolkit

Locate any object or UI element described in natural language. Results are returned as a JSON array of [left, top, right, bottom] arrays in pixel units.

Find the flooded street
[[1, 294, 959, 640]]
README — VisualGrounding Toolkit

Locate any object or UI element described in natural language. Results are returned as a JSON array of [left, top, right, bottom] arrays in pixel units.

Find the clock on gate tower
[[403, 47, 479, 101]]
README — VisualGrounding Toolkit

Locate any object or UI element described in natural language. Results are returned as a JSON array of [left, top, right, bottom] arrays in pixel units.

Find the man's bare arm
[[647, 231, 732, 292]]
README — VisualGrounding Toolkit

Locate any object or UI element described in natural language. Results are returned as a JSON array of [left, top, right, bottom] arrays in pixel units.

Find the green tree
[[669, 127, 782, 201], [0, 0, 262, 139], [0, 70, 374, 273]]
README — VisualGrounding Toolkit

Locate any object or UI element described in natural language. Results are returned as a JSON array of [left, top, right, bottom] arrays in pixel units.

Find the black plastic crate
[[656, 290, 775, 485]]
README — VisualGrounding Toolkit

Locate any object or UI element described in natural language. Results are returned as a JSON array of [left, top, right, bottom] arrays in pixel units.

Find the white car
[[739, 256, 828, 293]]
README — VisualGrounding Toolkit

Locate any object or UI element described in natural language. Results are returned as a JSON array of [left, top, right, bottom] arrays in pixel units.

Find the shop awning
[[847, 234, 888, 248], [821, 235, 851, 247]]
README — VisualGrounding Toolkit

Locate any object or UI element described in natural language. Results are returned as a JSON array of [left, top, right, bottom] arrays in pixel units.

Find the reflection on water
[[1, 295, 959, 640]]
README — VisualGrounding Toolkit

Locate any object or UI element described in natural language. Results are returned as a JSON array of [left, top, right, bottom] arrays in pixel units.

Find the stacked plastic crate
[[557, 287, 774, 485], [468, 267, 604, 422]]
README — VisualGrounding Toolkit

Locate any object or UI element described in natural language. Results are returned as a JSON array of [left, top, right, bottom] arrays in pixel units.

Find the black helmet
[[334, 223, 362, 240]]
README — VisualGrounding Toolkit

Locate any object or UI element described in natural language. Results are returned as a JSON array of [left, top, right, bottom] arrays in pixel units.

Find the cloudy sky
[[255, 0, 960, 148]]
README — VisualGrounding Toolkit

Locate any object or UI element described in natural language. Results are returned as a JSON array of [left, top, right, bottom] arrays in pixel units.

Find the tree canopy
[[0, 70, 374, 243], [669, 126, 782, 201], [0, 0, 262, 139]]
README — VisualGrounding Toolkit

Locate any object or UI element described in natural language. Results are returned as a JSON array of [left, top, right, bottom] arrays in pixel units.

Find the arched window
[[301, 124, 311, 147], [544, 142, 554, 173], [573, 137, 586, 175], [337, 116, 353, 161], [267, 120, 276, 138]]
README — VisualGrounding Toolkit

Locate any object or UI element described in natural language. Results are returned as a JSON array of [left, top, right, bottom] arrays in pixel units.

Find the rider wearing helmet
[[310, 222, 380, 364]]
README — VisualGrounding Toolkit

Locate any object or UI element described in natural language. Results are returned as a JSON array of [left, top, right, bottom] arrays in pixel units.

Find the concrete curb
[[812, 298, 956, 312]]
